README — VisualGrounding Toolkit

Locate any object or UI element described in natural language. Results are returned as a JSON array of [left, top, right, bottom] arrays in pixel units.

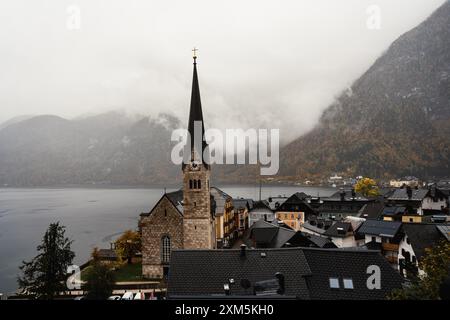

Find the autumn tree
[[389, 240, 450, 300], [18, 222, 75, 299], [84, 248, 115, 300], [115, 230, 141, 264], [354, 177, 379, 197]]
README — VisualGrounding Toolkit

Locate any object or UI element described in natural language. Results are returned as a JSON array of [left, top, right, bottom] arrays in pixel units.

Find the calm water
[[0, 185, 334, 293]]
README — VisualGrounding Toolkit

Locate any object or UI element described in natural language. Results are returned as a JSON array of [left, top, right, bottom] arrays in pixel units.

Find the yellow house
[[401, 215, 422, 223], [275, 211, 304, 231]]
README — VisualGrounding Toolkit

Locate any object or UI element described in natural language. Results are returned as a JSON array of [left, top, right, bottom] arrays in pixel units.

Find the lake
[[0, 185, 334, 293]]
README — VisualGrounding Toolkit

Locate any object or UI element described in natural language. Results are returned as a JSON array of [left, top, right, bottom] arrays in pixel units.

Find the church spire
[[186, 48, 208, 167]]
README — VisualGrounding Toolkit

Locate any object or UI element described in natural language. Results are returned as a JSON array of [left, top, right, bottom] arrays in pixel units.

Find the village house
[[389, 176, 420, 188], [321, 219, 365, 248], [274, 192, 315, 231], [210, 187, 235, 248], [232, 198, 253, 237], [357, 220, 404, 269], [398, 223, 449, 277], [386, 186, 448, 216], [315, 188, 372, 220], [248, 200, 275, 227]]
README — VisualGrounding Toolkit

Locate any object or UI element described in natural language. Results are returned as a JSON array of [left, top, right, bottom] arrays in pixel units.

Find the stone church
[[140, 53, 216, 279]]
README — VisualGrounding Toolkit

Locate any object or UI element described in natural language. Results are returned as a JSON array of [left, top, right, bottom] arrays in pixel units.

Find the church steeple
[[185, 48, 208, 168], [182, 48, 214, 250]]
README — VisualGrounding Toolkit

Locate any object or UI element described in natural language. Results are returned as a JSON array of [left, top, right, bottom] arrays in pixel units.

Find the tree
[[84, 248, 115, 300], [115, 230, 141, 264], [18, 222, 75, 299], [389, 240, 450, 300], [354, 177, 379, 197]]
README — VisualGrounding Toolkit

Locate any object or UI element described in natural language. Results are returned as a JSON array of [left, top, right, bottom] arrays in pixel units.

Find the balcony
[[382, 243, 399, 252]]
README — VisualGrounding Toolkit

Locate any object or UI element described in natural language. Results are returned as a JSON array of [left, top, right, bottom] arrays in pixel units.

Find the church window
[[198, 179, 201, 189], [189, 180, 193, 189], [194, 180, 198, 189], [161, 236, 171, 263]]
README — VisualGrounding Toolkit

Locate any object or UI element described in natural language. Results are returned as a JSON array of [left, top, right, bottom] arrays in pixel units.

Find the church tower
[[182, 50, 215, 249]]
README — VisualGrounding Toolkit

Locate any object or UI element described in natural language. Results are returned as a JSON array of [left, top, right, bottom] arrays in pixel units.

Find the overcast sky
[[0, 0, 446, 142]]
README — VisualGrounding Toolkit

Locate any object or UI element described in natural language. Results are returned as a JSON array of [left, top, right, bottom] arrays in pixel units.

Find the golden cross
[[192, 47, 198, 59]]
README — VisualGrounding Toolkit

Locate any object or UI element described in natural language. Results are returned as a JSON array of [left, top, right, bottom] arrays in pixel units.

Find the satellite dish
[[240, 279, 251, 290]]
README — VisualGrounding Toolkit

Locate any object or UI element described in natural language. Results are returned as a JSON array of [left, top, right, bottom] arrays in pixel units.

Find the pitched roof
[[140, 190, 184, 217], [402, 223, 449, 259], [303, 248, 404, 300], [183, 57, 209, 169], [250, 200, 273, 213], [388, 188, 429, 201], [360, 201, 385, 220], [210, 187, 231, 215], [246, 219, 296, 248], [323, 222, 353, 238], [167, 247, 312, 299], [286, 231, 336, 248], [357, 220, 402, 238], [232, 198, 253, 210], [167, 247, 404, 300]]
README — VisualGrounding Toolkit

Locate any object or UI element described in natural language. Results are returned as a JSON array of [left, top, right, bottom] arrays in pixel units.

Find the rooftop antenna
[[259, 179, 262, 201]]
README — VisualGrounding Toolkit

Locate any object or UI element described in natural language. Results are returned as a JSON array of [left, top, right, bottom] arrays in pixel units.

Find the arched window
[[189, 180, 193, 189], [193, 180, 197, 189], [198, 179, 201, 189], [161, 236, 171, 263]]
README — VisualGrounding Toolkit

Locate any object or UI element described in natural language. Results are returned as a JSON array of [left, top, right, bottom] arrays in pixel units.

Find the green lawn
[[81, 262, 144, 282], [112, 263, 143, 282]]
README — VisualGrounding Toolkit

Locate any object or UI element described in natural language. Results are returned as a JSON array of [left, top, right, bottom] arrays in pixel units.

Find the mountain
[[280, 1, 450, 180], [0, 112, 181, 186]]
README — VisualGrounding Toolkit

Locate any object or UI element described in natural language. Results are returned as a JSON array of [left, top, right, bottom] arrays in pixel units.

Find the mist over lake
[[0, 185, 334, 293]]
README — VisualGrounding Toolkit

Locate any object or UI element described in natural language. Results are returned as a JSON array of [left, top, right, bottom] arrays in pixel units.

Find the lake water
[[0, 185, 334, 293]]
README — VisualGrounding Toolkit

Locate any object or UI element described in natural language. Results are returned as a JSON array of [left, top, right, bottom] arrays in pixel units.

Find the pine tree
[[18, 222, 75, 299]]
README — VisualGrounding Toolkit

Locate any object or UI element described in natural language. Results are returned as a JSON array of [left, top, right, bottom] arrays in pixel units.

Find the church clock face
[[190, 160, 200, 171]]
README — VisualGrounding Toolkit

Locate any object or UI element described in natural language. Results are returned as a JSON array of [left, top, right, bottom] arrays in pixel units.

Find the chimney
[[340, 189, 346, 202], [275, 272, 285, 295], [240, 244, 247, 258], [406, 186, 413, 199]]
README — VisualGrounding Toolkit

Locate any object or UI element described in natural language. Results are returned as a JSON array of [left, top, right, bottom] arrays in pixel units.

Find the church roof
[[183, 55, 209, 169]]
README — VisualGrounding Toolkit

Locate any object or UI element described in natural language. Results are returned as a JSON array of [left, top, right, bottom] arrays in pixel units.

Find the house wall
[[398, 235, 423, 275], [249, 211, 275, 227], [401, 215, 422, 223], [140, 196, 184, 279], [275, 211, 304, 231], [422, 197, 447, 211], [331, 236, 361, 248]]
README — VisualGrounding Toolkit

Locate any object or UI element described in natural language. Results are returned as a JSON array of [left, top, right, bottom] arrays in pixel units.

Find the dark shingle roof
[[286, 232, 336, 248], [388, 188, 429, 201], [360, 202, 385, 220], [168, 248, 312, 299], [246, 220, 296, 248], [357, 220, 402, 238], [402, 223, 449, 259], [303, 248, 404, 300], [323, 222, 353, 238], [167, 247, 404, 300]]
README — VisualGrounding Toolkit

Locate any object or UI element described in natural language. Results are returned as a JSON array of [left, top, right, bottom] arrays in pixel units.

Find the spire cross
[[192, 47, 198, 60]]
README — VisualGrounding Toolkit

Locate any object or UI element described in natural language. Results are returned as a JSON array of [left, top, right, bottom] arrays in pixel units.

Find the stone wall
[[140, 196, 183, 279]]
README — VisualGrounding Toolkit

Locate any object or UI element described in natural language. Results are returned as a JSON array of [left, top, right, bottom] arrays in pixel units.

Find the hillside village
[[132, 54, 450, 300]]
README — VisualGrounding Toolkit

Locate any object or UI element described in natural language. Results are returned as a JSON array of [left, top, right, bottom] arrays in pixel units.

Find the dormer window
[[343, 278, 354, 289], [329, 277, 340, 289]]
